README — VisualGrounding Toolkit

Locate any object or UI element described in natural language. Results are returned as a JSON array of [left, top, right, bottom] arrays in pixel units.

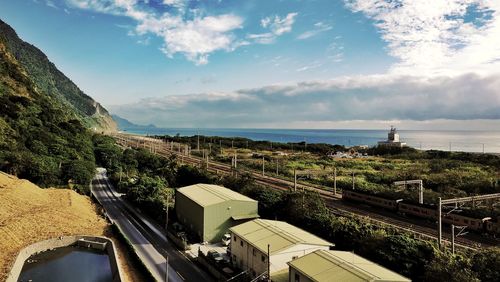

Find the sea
[[122, 128, 500, 154]]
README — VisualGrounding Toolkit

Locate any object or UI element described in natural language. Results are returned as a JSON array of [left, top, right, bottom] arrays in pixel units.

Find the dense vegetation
[[0, 35, 95, 191], [159, 134, 347, 156], [95, 135, 500, 281], [158, 134, 500, 220]]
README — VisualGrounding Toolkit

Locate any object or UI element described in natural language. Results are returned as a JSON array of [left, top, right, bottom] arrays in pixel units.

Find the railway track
[[113, 134, 499, 250]]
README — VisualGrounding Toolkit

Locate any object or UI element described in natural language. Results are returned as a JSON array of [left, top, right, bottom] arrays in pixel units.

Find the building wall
[[175, 192, 204, 241], [230, 233, 268, 277], [230, 233, 329, 278], [288, 267, 314, 282], [204, 200, 258, 243]]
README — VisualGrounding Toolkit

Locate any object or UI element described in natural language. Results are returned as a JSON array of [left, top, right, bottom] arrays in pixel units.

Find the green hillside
[[0, 19, 116, 131], [0, 20, 109, 190]]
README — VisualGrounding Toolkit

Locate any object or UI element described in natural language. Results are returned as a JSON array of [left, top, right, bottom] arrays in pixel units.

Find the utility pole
[[352, 172, 355, 190], [206, 152, 209, 170], [451, 224, 455, 255], [276, 159, 279, 176], [262, 156, 265, 176], [438, 197, 442, 249], [419, 181, 423, 204], [165, 255, 169, 282], [482, 143, 485, 154], [333, 168, 337, 196], [197, 134, 200, 151], [165, 193, 170, 230], [294, 168, 297, 192], [267, 244, 271, 282]]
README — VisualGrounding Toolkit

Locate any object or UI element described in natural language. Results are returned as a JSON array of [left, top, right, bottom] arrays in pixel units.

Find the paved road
[[91, 168, 213, 282]]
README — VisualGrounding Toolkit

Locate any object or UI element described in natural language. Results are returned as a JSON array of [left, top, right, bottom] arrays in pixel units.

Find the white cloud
[[344, 0, 500, 75], [110, 73, 500, 128], [248, 12, 298, 44], [297, 22, 333, 40], [327, 40, 344, 63], [66, 0, 243, 64], [296, 61, 323, 72], [46, 0, 58, 9], [267, 12, 298, 35], [246, 33, 276, 44], [138, 14, 243, 65], [163, 0, 185, 7]]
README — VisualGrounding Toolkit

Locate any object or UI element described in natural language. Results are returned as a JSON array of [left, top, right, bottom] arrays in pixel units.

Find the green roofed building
[[287, 250, 411, 282], [229, 219, 333, 279], [175, 184, 259, 243]]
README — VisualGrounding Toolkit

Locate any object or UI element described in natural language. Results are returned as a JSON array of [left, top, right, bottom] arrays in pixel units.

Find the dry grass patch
[[0, 172, 145, 281]]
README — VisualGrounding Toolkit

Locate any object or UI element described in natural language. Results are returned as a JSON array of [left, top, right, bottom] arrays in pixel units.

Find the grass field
[[0, 171, 144, 281]]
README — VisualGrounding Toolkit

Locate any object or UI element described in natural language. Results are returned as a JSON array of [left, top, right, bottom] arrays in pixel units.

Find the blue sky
[[1, 0, 500, 129]]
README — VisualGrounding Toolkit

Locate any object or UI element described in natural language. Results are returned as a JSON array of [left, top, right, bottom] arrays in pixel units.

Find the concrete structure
[[175, 184, 259, 243], [229, 219, 333, 278], [288, 250, 411, 282], [7, 235, 122, 282], [378, 126, 406, 148]]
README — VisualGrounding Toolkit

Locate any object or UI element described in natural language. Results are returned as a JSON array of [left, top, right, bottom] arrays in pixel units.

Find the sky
[[1, 0, 500, 129]]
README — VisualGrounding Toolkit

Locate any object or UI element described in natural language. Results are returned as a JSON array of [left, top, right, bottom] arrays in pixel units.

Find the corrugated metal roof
[[288, 250, 411, 282], [231, 214, 260, 220], [229, 219, 333, 254], [177, 184, 257, 207]]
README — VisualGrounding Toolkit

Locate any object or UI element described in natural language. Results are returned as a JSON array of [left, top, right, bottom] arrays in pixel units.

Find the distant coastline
[[115, 128, 500, 155]]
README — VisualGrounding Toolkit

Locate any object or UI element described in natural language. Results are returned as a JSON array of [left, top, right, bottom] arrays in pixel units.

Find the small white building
[[378, 126, 406, 148], [229, 219, 333, 278]]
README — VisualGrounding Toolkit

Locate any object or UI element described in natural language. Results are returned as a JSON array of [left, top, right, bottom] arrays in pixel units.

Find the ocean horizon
[[119, 127, 500, 154]]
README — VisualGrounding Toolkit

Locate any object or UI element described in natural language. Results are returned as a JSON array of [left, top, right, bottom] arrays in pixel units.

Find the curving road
[[91, 168, 213, 282]]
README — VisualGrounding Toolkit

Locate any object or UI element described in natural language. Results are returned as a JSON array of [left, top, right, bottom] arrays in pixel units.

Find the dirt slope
[[0, 171, 143, 281]]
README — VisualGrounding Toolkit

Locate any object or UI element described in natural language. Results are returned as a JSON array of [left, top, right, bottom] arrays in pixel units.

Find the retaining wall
[[6, 235, 122, 282]]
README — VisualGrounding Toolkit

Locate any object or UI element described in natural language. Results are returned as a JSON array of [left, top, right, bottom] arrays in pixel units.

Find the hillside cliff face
[[0, 19, 116, 132], [0, 19, 105, 187]]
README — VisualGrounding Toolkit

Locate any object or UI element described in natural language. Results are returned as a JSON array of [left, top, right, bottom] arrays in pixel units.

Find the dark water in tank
[[18, 246, 113, 282]]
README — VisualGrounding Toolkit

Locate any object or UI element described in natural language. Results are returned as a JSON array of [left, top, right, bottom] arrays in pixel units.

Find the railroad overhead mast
[[437, 193, 500, 249], [393, 180, 424, 204]]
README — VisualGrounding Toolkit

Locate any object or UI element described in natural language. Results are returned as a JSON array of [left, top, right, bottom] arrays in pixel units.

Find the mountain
[[0, 19, 106, 188], [112, 114, 158, 132], [0, 19, 116, 132]]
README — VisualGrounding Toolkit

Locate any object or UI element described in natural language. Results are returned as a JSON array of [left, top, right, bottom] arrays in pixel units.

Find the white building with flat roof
[[378, 126, 406, 148], [229, 219, 333, 279]]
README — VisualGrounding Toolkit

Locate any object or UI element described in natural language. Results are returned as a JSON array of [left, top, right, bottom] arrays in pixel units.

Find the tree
[[471, 247, 500, 282], [174, 165, 213, 187], [62, 159, 95, 185], [423, 252, 479, 282]]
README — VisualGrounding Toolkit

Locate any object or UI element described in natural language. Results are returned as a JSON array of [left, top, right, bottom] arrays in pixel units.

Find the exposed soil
[[0, 171, 146, 281]]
